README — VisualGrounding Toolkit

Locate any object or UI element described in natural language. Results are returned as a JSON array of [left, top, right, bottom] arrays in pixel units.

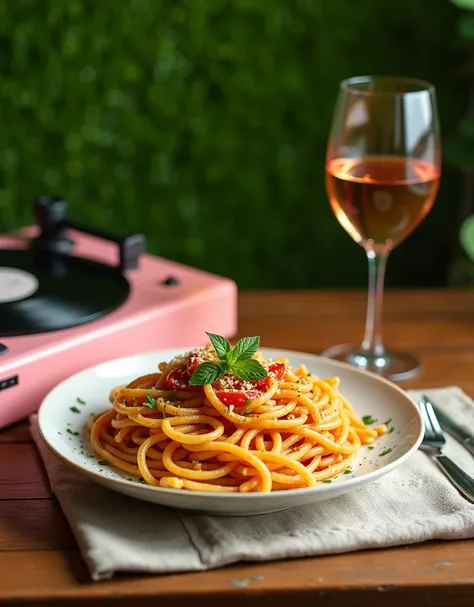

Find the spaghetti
[[88, 344, 387, 493]]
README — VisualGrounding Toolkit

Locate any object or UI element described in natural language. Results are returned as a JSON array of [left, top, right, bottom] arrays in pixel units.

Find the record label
[[0, 267, 39, 303]]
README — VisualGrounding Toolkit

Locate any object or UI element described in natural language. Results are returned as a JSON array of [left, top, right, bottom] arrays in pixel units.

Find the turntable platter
[[0, 249, 130, 336]]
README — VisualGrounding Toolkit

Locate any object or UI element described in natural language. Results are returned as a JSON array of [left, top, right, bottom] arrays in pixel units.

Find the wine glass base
[[320, 343, 421, 383]]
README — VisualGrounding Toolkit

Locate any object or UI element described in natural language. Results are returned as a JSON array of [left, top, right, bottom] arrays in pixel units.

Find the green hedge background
[[0, 0, 467, 288]]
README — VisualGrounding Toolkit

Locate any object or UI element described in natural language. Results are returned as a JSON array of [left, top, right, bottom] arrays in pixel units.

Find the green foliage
[[446, 0, 474, 172], [0, 0, 466, 287], [460, 215, 474, 261], [451, 0, 474, 10], [447, 0, 474, 281], [458, 13, 474, 38], [443, 117, 474, 170]]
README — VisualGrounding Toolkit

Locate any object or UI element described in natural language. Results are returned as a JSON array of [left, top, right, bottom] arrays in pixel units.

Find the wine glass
[[322, 76, 441, 382]]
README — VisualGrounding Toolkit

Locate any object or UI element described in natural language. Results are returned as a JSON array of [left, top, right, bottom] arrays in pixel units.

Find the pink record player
[[0, 196, 237, 429]]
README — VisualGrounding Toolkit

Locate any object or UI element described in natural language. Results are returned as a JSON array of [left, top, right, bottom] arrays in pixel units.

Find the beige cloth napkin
[[30, 387, 474, 581]]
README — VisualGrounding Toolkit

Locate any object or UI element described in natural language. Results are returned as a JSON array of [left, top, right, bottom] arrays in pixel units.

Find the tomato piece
[[255, 362, 285, 390], [166, 367, 191, 391], [269, 362, 285, 380], [186, 352, 202, 376], [216, 390, 259, 408], [255, 378, 270, 390]]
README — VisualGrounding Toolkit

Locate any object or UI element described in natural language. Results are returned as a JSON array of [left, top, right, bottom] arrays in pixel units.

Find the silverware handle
[[465, 439, 474, 459], [435, 454, 474, 503]]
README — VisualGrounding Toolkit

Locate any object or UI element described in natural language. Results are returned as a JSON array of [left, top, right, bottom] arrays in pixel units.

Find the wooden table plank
[[0, 421, 32, 443], [0, 499, 74, 550], [244, 319, 474, 352], [238, 289, 474, 321], [0, 444, 51, 499], [238, 290, 474, 352], [0, 542, 472, 606], [0, 289, 473, 606]]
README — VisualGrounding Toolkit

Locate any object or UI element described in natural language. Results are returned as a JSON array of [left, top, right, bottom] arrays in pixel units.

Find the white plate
[[37, 347, 423, 516]]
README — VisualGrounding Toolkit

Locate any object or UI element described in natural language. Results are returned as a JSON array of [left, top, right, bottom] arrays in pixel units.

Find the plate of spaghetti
[[37, 333, 423, 515]]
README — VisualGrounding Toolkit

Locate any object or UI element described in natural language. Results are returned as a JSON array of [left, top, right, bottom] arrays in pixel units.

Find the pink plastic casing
[[0, 228, 237, 428]]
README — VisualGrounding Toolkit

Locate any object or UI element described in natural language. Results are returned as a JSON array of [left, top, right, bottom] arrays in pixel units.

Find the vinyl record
[[0, 249, 130, 337]]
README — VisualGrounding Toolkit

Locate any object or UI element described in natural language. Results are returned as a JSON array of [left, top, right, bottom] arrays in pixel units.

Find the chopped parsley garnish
[[127, 477, 134, 481], [244, 399, 252, 414], [69, 406, 80, 414], [145, 394, 157, 409], [77, 397, 86, 405], [57, 431, 62, 435], [388, 427, 395, 434], [367, 446, 374, 450], [383, 418, 392, 426], [322, 479, 332, 483], [162, 406, 167, 419], [168, 392, 179, 402], [97, 460, 109, 465], [223, 406, 230, 414], [66, 428, 79, 436], [362, 415, 377, 425], [137, 478, 145, 484], [307, 372, 311, 376], [343, 469, 352, 475], [380, 448, 393, 456]]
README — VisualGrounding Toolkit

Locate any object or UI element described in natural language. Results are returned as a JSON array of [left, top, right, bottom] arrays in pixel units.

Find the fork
[[418, 397, 474, 504]]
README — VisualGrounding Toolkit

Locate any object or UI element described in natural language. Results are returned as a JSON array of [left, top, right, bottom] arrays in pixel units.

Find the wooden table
[[1, 289, 474, 606]]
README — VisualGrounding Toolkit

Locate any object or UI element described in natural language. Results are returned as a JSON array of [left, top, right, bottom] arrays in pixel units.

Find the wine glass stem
[[361, 247, 390, 357]]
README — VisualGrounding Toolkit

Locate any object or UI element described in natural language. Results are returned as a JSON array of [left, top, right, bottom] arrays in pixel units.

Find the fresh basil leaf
[[145, 394, 157, 408], [232, 358, 267, 381], [206, 332, 231, 359], [189, 361, 224, 385], [231, 335, 260, 361]]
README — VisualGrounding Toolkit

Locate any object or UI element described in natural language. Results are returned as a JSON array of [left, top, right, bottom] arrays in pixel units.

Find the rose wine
[[325, 156, 440, 247]]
